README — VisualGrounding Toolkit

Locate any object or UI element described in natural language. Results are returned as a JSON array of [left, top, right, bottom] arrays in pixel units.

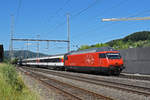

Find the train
[[19, 47, 125, 75], [0, 44, 4, 62]]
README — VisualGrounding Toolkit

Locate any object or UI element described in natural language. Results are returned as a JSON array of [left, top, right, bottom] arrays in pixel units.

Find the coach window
[[99, 53, 106, 58], [53, 58, 60, 62], [45, 59, 52, 62], [40, 59, 44, 62], [55, 58, 60, 62], [51, 59, 55, 62]]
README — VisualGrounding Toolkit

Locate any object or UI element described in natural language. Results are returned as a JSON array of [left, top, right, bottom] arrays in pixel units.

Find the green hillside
[[79, 31, 150, 50]]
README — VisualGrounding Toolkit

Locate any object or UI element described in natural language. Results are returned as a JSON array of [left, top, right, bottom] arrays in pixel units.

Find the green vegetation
[[79, 31, 150, 50], [0, 63, 39, 100]]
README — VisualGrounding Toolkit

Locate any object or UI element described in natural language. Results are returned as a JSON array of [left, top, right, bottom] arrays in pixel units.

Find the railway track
[[18, 67, 113, 100], [21, 67, 150, 97], [119, 73, 150, 81]]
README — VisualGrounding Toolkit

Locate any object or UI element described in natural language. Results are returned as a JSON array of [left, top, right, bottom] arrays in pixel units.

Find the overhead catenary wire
[[78, 0, 129, 27], [49, 0, 128, 49], [15, 0, 101, 55], [127, 9, 150, 18], [55, 0, 71, 15], [45, 1, 150, 39], [47, 0, 71, 23], [97, 0, 129, 17], [14, 0, 72, 55], [49, 0, 150, 39], [48, 0, 150, 50], [97, 1, 150, 31], [47, 0, 100, 34], [67, 0, 130, 39], [70, 0, 129, 39], [72, 4, 150, 40], [15, 0, 22, 28], [72, 0, 100, 18]]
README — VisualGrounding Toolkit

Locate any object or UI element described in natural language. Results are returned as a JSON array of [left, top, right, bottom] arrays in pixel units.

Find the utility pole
[[9, 15, 14, 60], [67, 14, 70, 53]]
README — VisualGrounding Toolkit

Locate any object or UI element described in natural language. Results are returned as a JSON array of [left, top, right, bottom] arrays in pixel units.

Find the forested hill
[[79, 31, 150, 50]]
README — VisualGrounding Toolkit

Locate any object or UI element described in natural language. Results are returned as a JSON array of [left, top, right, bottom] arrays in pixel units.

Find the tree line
[[79, 31, 150, 50]]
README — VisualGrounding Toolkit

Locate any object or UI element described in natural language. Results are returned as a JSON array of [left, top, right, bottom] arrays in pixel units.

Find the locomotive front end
[[106, 52, 125, 75]]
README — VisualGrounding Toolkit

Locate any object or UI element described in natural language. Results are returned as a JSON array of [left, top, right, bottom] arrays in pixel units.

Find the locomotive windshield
[[106, 53, 121, 59]]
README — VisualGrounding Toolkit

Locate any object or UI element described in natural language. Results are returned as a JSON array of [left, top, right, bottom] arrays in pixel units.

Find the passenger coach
[[21, 54, 64, 70]]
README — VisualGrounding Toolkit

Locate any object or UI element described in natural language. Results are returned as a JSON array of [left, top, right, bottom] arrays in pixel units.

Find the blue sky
[[0, 0, 150, 55]]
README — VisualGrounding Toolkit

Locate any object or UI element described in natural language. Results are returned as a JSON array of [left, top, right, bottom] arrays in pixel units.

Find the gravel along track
[[21, 67, 150, 100], [19, 67, 113, 100], [23, 67, 150, 96]]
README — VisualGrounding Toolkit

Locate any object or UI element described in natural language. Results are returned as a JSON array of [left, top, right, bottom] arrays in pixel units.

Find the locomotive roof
[[68, 47, 117, 55]]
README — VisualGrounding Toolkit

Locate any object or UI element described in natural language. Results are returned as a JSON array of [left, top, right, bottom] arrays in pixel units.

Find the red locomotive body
[[64, 47, 125, 75]]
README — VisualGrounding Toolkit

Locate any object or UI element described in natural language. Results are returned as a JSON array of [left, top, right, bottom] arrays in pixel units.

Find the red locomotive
[[64, 47, 125, 75]]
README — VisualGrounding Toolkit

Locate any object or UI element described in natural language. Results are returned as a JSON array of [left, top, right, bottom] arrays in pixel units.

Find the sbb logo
[[85, 55, 94, 65]]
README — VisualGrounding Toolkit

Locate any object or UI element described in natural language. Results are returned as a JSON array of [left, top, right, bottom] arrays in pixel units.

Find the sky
[[0, 0, 150, 55]]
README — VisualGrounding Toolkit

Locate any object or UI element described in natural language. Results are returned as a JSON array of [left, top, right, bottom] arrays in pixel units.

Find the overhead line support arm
[[102, 16, 150, 22], [12, 38, 69, 42]]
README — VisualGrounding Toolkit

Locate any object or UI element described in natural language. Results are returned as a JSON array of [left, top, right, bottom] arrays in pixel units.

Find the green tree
[[79, 45, 90, 50]]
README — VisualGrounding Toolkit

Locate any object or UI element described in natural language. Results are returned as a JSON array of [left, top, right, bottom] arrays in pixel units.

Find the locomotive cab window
[[107, 53, 121, 59], [99, 53, 106, 58]]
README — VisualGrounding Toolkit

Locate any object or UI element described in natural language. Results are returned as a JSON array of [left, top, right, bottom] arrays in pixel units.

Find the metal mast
[[10, 15, 14, 60], [67, 14, 70, 53]]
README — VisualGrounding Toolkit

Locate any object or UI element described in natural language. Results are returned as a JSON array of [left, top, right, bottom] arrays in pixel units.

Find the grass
[[0, 63, 39, 100]]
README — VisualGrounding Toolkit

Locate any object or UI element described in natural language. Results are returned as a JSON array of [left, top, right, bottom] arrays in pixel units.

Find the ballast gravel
[[35, 70, 150, 100], [18, 67, 150, 100], [18, 71, 71, 100]]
